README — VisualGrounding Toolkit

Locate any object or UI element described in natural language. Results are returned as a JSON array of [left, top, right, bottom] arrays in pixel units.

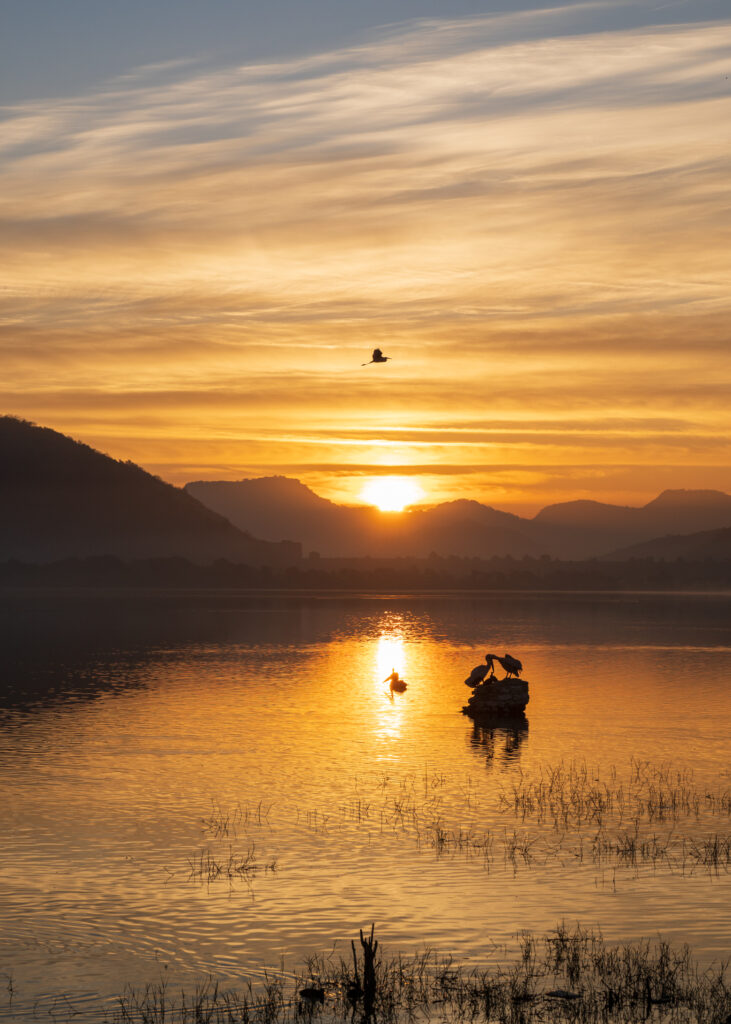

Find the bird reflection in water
[[469, 714, 528, 770]]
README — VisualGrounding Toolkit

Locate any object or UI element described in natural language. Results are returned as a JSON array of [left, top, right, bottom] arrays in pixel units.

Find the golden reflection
[[469, 717, 529, 773], [376, 633, 405, 687], [374, 632, 406, 744]]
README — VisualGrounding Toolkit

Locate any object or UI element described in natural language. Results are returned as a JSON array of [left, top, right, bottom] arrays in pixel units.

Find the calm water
[[0, 590, 729, 1021]]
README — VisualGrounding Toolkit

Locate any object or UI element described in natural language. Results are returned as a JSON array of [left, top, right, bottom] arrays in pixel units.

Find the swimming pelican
[[384, 669, 407, 693]]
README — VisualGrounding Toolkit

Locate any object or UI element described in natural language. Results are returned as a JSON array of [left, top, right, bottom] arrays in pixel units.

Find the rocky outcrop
[[462, 678, 529, 718]]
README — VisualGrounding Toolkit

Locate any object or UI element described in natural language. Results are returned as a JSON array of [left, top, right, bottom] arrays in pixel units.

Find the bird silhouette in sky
[[362, 348, 391, 365]]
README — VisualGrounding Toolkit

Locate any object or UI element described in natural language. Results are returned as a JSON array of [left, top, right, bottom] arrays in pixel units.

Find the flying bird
[[362, 348, 391, 365]]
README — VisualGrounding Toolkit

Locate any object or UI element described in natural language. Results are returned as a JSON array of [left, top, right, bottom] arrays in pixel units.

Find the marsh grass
[[106, 925, 730, 1024], [187, 844, 277, 884], [193, 761, 729, 880], [685, 833, 731, 868], [2, 971, 13, 1011], [113, 974, 287, 1024], [202, 800, 272, 838], [311, 761, 731, 876], [498, 758, 730, 829]]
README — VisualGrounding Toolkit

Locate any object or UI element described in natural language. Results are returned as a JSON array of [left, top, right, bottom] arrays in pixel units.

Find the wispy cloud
[[1, 8, 730, 507]]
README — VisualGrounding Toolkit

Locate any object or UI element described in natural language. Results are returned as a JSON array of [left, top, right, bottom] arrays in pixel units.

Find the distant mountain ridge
[[3, 416, 729, 565], [185, 477, 731, 560], [532, 489, 731, 557], [0, 418, 299, 565], [605, 526, 731, 562], [185, 477, 545, 559]]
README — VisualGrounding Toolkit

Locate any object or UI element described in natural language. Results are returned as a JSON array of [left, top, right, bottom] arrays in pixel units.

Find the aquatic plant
[[498, 758, 730, 828], [187, 843, 277, 884], [103, 924, 730, 1024], [192, 761, 730, 884], [202, 800, 272, 838]]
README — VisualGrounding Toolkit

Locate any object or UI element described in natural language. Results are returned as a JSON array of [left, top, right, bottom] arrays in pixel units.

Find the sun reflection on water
[[376, 632, 405, 687], [374, 632, 407, 745]]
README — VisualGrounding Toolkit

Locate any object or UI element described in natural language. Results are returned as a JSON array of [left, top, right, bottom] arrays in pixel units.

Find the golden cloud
[[1, 11, 730, 508]]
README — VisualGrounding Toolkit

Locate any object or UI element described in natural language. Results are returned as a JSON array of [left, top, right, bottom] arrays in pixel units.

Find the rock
[[462, 678, 529, 718]]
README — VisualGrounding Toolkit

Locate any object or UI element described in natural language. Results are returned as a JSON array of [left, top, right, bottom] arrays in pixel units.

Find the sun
[[359, 476, 423, 512]]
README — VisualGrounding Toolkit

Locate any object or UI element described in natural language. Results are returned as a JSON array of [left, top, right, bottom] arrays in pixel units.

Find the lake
[[0, 590, 729, 1022]]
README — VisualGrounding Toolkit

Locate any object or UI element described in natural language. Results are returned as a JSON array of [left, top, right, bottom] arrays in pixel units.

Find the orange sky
[[2, 12, 730, 513]]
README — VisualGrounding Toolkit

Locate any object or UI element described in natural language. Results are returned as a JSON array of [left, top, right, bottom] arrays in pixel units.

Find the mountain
[[0, 418, 300, 565], [186, 477, 731, 560], [185, 477, 370, 554], [184, 478, 544, 558], [401, 500, 543, 557], [606, 526, 731, 561], [533, 489, 731, 557], [6, 416, 728, 566]]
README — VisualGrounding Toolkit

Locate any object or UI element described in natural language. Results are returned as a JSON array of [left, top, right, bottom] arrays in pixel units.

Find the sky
[[2, 0, 730, 513]]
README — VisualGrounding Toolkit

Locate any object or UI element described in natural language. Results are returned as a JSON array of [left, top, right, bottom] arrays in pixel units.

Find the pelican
[[362, 348, 391, 365], [384, 669, 407, 693], [497, 653, 522, 678], [465, 652, 522, 685], [464, 654, 496, 688]]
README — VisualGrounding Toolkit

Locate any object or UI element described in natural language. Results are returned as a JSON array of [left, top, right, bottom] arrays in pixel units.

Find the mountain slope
[[0, 418, 299, 564], [186, 478, 543, 557], [185, 476, 371, 554], [187, 477, 731, 560], [605, 526, 731, 561], [532, 490, 731, 558]]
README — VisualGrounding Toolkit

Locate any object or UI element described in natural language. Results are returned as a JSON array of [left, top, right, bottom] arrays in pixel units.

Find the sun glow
[[359, 476, 423, 512], [376, 633, 405, 684], [374, 633, 406, 741]]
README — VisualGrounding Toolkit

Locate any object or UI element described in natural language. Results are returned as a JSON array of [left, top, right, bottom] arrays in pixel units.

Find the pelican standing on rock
[[464, 655, 496, 687], [497, 654, 522, 678], [464, 652, 523, 686]]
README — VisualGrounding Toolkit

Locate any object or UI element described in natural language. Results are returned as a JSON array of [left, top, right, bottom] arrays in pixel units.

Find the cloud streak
[[1, 7, 730, 508]]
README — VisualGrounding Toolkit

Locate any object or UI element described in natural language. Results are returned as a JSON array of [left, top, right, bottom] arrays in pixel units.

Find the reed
[[202, 800, 272, 839], [498, 758, 729, 828], [195, 761, 729, 880], [104, 924, 730, 1024], [187, 844, 277, 883], [684, 833, 731, 868]]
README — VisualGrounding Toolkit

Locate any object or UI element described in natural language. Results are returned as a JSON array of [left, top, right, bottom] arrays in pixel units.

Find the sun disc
[[359, 476, 423, 512]]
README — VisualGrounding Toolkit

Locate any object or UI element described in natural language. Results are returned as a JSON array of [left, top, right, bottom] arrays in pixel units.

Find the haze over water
[[0, 590, 729, 1022]]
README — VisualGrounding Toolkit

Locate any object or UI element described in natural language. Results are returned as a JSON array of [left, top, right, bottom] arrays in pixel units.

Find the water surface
[[0, 590, 729, 1021]]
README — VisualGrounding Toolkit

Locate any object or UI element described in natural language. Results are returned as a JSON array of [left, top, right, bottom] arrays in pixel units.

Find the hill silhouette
[[533, 489, 731, 556], [3, 417, 728, 565], [185, 477, 545, 558], [606, 525, 731, 561], [186, 477, 731, 560], [0, 418, 299, 565]]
